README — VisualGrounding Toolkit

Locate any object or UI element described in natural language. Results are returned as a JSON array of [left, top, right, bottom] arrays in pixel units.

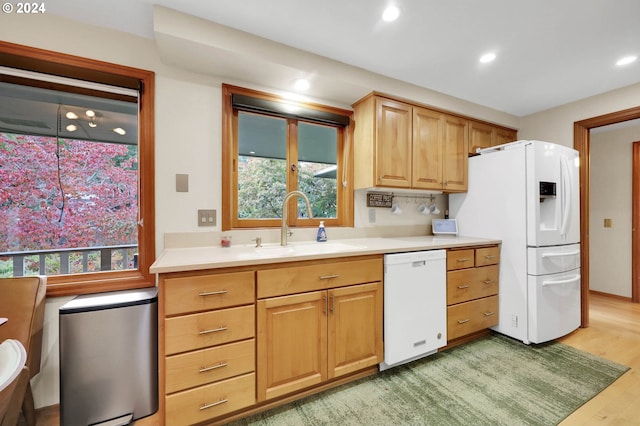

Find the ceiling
[[44, 0, 640, 117], [0, 81, 138, 145]]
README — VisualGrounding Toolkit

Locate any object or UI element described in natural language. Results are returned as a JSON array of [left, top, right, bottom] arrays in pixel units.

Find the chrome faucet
[[281, 190, 313, 246]]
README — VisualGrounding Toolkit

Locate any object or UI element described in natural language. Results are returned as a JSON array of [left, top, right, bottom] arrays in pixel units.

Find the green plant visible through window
[[237, 112, 338, 221]]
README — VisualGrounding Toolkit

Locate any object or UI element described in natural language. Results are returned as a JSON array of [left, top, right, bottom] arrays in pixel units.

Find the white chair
[[0, 339, 29, 426]]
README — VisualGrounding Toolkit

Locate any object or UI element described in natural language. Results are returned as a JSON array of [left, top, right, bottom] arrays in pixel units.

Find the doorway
[[574, 106, 640, 327]]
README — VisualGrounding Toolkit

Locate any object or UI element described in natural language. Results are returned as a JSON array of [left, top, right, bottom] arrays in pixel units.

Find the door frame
[[574, 106, 640, 327]]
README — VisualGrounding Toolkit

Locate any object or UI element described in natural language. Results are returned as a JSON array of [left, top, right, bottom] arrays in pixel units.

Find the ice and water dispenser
[[538, 180, 557, 231], [59, 288, 158, 426]]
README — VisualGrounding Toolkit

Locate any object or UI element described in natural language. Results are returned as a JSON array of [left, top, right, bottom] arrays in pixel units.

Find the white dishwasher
[[380, 250, 447, 371]]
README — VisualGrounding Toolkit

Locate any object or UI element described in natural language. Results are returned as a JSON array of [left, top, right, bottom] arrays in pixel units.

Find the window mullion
[[287, 119, 299, 227]]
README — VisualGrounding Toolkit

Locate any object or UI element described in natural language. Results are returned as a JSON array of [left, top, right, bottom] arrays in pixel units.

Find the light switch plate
[[604, 218, 612, 228], [176, 174, 189, 192], [198, 209, 216, 227]]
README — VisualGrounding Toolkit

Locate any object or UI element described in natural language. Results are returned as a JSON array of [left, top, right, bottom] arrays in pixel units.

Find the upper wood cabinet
[[441, 114, 469, 192], [353, 93, 469, 192], [496, 127, 518, 146], [375, 98, 413, 187], [469, 120, 518, 155]]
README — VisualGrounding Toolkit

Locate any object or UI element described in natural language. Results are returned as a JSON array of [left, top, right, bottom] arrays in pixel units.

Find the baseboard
[[589, 290, 632, 302]]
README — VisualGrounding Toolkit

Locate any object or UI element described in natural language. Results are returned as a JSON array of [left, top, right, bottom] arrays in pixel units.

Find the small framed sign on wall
[[366, 192, 393, 208]]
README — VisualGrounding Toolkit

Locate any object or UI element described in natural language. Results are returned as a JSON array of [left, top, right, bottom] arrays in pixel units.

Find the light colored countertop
[[150, 235, 501, 274]]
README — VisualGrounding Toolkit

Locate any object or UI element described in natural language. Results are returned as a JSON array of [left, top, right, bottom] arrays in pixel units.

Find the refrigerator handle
[[542, 274, 580, 286], [560, 156, 572, 237]]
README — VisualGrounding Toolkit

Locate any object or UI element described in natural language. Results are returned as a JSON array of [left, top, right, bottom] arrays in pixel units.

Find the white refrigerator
[[450, 140, 581, 344]]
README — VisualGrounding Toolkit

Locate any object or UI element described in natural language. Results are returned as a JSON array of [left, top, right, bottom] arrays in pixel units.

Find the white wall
[[589, 124, 640, 297], [519, 83, 640, 148]]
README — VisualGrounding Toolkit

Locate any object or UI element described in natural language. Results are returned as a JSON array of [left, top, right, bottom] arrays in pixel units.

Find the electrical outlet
[[604, 218, 612, 228], [368, 209, 376, 223], [198, 209, 216, 227]]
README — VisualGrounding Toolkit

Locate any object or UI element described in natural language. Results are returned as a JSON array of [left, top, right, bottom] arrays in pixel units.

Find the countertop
[[150, 235, 501, 274]]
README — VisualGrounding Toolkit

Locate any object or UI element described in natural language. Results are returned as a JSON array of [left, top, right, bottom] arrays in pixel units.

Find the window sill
[[45, 271, 155, 298]]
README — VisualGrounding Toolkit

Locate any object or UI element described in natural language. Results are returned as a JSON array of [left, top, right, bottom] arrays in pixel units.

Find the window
[[0, 41, 155, 297], [222, 84, 353, 230]]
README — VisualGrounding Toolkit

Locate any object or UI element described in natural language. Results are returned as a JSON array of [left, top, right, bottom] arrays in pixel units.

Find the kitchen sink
[[252, 241, 367, 257]]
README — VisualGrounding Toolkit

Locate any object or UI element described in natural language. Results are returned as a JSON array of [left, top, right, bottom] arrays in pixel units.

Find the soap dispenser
[[317, 220, 328, 242]]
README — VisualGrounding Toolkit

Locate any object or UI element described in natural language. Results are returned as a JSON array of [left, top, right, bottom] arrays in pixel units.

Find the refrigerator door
[[527, 269, 581, 343], [526, 141, 580, 247], [527, 244, 581, 276]]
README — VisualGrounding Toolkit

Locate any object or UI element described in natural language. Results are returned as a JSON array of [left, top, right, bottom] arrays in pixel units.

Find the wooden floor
[[558, 292, 640, 425], [30, 293, 640, 426]]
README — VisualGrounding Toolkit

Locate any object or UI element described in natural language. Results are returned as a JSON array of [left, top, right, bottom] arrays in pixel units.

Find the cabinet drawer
[[447, 295, 498, 340], [447, 249, 475, 271], [165, 305, 255, 355], [447, 265, 499, 305], [165, 373, 255, 426], [257, 258, 383, 298], [164, 271, 255, 316], [475, 246, 500, 267], [165, 339, 255, 394]]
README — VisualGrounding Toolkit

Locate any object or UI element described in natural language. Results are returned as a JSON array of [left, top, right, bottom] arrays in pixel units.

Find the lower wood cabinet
[[165, 373, 255, 426], [158, 256, 383, 425], [159, 269, 257, 426], [446, 245, 500, 341], [257, 282, 383, 401], [256, 259, 383, 402], [447, 295, 499, 340]]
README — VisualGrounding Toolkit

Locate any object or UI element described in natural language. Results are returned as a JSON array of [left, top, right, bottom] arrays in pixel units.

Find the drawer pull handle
[[456, 258, 471, 263], [457, 285, 470, 289], [200, 399, 228, 410], [199, 290, 228, 297], [457, 319, 471, 324], [199, 362, 228, 373], [319, 274, 340, 280], [484, 311, 496, 317], [482, 279, 494, 284], [484, 255, 497, 259], [199, 326, 228, 335]]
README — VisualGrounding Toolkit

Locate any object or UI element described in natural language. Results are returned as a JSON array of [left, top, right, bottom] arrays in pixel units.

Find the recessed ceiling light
[[382, 5, 400, 22], [86, 110, 96, 118], [616, 55, 637, 66], [66, 124, 77, 132], [294, 78, 310, 91], [113, 127, 126, 136], [65, 112, 78, 120], [480, 53, 497, 63]]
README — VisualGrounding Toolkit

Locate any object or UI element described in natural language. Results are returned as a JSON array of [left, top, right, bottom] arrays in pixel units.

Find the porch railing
[[0, 244, 138, 277]]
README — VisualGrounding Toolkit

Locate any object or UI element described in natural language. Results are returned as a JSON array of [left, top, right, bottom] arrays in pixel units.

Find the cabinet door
[[442, 114, 469, 192], [257, 291, 327, 401], [468, 121, 495, 155], [327, 282, 383, 379], [412, 107, 443, 189], [496, 128, 517, 146], [375, 97, 412, 188]]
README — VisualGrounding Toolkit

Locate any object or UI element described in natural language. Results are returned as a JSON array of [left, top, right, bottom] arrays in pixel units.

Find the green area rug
[[232, 333, 628, 426]]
